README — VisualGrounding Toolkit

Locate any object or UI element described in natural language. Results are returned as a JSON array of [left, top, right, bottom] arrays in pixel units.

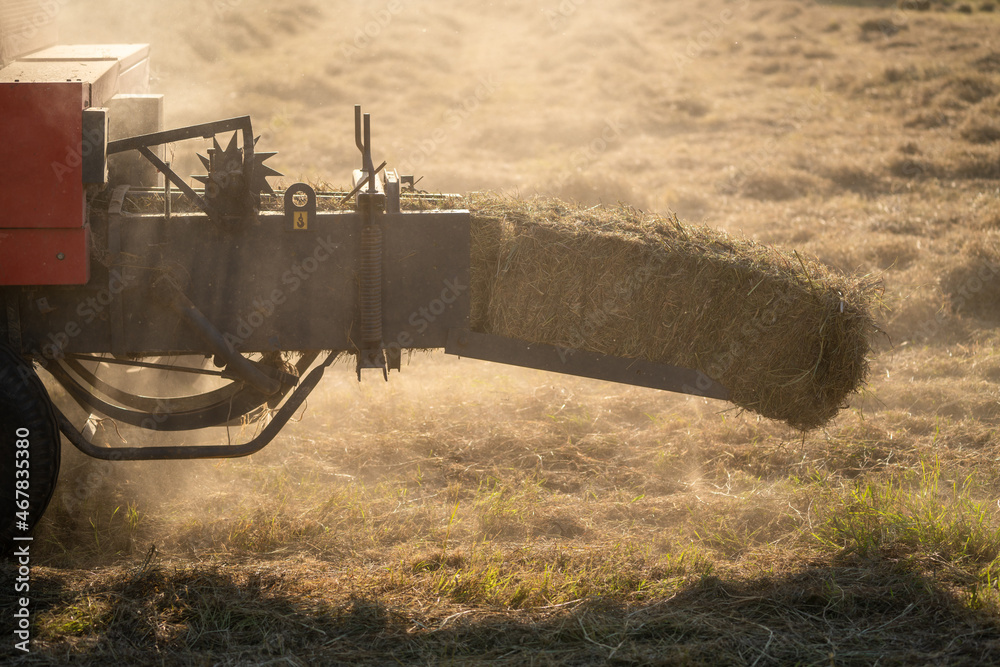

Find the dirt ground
[[3, 0, 1000, 664]]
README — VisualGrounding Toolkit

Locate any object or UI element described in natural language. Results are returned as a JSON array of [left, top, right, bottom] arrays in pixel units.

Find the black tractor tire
[[0, 344, 61, 555]]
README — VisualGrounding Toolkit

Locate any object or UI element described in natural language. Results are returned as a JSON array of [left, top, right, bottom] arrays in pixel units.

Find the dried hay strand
[[467, 193, 883, 431]]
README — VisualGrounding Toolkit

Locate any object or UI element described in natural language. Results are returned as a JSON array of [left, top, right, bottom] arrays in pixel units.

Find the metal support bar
[[354, 104, 365, 156], [137, 146, 212, 216], [340, 160, 386, 205], [354, 105, 376, 184], [363, 113, 374, 193], [445, 330, 731, 400], [55, 352, 336, 460], [107, 116, 253, 155], [156, 281, 284, 395], [107, 185, 128, 356], [64, 354, 224, 377]]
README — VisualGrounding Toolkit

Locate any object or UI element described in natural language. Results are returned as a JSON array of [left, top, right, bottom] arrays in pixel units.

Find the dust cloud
[[33, 0, 1000, 562]]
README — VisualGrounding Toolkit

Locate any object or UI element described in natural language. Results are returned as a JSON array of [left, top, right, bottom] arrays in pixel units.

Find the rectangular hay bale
[[467, 193, 882, 430]]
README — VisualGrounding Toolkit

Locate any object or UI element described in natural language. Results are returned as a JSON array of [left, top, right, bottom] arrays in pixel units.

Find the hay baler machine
[[0, 44, 728, 545]]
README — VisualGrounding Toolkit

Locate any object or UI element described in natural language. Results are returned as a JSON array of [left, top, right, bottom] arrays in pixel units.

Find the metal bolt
[[56, 252, 65, 260]]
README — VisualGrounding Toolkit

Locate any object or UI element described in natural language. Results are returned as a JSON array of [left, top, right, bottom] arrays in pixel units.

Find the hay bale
[[467, 193, 882, 430]]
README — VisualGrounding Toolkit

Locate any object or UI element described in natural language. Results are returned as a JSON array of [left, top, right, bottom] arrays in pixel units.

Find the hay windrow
[[467, 193, 883, 430]]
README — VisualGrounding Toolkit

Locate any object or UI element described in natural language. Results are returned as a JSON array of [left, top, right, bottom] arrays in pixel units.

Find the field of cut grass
[[3, 0, 1000, 664], [13, 354, 1000, 664]]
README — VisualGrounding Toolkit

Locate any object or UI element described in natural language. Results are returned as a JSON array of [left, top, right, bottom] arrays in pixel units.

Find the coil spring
[[360, 223, 383, 345]]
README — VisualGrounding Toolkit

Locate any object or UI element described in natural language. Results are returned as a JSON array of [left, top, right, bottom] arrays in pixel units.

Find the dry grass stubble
[[4, 0, 1000, 664]]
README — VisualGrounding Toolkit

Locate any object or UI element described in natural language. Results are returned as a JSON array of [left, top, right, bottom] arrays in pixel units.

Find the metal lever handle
[[355, 104, 364, 153], [354, 105, 377, 193]]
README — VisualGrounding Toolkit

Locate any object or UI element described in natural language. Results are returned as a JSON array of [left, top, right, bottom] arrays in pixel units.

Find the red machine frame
[[0, 43, 151, 284]]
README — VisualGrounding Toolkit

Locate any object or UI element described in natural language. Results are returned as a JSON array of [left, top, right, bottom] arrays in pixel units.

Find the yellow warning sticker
[[293, 211, 308, 230]]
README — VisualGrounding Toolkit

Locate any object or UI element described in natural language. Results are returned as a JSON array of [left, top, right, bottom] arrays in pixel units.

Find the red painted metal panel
[[0, 82, 85, 229], [0, 226, 90, 285], [0, 46, 154, 286]]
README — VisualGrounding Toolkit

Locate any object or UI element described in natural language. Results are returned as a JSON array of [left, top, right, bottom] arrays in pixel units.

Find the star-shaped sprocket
[[194, 133, 282, 218]]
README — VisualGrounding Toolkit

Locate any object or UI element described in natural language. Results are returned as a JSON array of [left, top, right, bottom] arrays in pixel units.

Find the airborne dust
[[40, 0, 1000, 557], [13, 1, 1000, 663]]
